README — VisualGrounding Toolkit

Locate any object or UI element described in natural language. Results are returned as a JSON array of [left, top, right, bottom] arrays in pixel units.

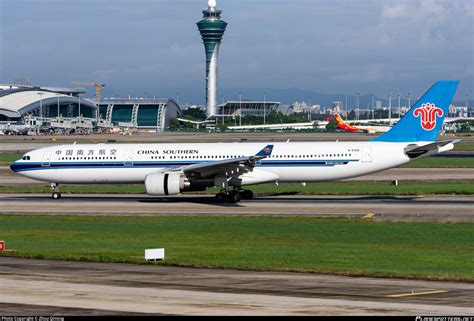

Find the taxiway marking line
[[386, 290, 448, 298]]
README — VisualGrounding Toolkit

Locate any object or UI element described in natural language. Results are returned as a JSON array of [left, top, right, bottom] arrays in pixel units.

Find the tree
[[182, 108, 206, 121], [347, 110, 356, 120], [170, 117, 180, 129], [325, 118, 338, 132]]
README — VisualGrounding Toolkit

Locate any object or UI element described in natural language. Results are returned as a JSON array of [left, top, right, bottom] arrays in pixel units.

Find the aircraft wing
[[166, 145, 274, 179], [404, 139, 460, 158]]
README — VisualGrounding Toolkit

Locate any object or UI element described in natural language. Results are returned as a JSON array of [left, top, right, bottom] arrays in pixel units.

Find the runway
[[0, 257, 472, 315], [1, 193, 473, 221]]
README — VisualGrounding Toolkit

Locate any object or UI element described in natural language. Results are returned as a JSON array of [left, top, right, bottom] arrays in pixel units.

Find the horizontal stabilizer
[[404, 139, 460, 158]]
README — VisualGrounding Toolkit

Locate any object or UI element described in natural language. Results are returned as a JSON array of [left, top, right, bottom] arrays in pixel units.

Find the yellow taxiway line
[[386, 290, 448, 298]]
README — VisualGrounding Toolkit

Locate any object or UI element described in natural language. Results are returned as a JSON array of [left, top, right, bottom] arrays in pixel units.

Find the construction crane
[[70, 81, 106, 100]]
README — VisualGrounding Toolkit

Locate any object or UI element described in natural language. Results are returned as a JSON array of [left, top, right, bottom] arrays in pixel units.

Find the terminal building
[[94, 98, 182, 130], [0, 85, 182, 133], [0, 85, 96, 123]]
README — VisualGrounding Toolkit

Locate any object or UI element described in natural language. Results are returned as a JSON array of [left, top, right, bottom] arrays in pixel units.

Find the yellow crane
[[71, 81, 106, 100]]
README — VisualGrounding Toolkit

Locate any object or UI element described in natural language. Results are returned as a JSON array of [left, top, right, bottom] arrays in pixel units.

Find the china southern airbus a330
[[11, 81, 459, 203]]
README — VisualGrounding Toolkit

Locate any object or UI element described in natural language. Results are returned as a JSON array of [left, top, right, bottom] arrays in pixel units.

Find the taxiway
[[0, 257, 472, 315]]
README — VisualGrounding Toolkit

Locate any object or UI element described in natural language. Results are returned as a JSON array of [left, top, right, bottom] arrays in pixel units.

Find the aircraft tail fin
[[372, 81, 459, 142], [334, 114, 361, 132]]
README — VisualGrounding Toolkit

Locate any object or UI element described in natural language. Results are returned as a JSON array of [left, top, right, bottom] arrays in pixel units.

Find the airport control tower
[[197, 0, 227, 118]]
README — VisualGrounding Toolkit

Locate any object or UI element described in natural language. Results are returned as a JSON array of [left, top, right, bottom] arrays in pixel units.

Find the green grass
[[401, 157, 473, 168], [1, 180, 473, 195], [0, 152, 21, 165], [454, 143, 474, 151], [0, 215, 473, 281]]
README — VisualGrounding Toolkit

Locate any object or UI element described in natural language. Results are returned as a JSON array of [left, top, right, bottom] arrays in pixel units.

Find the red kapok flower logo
[[413, 103, 443, 131]]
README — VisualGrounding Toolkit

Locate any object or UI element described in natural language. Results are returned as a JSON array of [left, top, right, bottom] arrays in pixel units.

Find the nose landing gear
[[51, 183, 61, 200]]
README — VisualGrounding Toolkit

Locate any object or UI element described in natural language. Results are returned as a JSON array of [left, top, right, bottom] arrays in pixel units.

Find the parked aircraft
[[328, 114, 392, 134]]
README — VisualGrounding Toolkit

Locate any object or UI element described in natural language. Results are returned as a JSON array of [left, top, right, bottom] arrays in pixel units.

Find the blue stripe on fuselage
[[10, 159, 359, 173]]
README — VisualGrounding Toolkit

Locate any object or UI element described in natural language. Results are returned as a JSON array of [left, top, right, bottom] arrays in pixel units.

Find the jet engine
[[145, 172, 191, 196]]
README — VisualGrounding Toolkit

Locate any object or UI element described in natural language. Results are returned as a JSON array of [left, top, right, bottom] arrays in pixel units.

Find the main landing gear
[[215, 189, 254, 203], [51, 182, 61, 200]]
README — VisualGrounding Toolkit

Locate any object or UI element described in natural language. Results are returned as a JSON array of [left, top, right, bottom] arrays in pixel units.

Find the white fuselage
[[11, 141, 413, 185]]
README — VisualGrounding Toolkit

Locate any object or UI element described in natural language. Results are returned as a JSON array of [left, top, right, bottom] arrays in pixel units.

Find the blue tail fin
[[255, 144, 274, 157], [372, 81, 459, 142]]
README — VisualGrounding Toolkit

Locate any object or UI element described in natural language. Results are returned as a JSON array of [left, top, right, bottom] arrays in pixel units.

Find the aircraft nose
[[10, 160, 20, 172]]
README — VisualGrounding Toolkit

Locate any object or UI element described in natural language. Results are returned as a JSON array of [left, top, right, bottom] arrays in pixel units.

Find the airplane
[[10, 81, 459, 203], [328, 114, 392, 134]]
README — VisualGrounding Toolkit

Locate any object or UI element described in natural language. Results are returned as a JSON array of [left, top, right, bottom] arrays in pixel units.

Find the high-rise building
[[197, 0, 227, 118]]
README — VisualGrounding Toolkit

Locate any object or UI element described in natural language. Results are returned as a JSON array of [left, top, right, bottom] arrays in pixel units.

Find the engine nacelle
[[145, 172, 190, 196]]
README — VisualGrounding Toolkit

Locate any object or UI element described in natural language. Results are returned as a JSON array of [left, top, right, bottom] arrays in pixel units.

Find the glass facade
[[95, 101, 181, 128], [111, 105, 133, 123], [137, 105, 159, 127], [41, 102, 95, 118], [99, 105, 108, 120]]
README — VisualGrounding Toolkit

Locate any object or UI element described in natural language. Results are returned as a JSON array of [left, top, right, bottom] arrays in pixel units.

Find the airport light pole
[[355, 91, 360, 121], [78, 94, 81, 120], [388, 92, 392, 125], [263, 92, 266, 125], [37, 92, 44, 135], [371, 94, 375, 120], [56, 94, 61, 118], [407, 92, 411, 109], [466, 94, 470, 116], [309, 96, 312, 121], [239, 91, 242, 127], [397, 93, 401, 119], [345, 95, 348, 118]]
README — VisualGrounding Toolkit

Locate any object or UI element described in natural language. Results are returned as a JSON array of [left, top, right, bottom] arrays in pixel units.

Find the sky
[[0, 0, 472, 104]]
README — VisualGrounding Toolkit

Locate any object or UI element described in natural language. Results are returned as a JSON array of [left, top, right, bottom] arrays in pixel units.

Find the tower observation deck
[[197, 0, 227, 118]]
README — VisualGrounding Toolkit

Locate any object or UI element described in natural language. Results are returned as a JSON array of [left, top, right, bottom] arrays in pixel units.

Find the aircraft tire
[[240, 190, 254, 200], [52, 192, 61, 200], [215, 192, 226, 203], [226, 191, 241, 203]]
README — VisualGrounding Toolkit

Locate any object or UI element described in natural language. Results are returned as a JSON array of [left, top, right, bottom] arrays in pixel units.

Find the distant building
[[94, 98, 182, 130], [449, 104, 468, 118], [0, 84, 182, 131], [0, 85, 96, 123], [217, 100, 283, 117], [291, 102, 320, 114], [331, 101, 343, 115]]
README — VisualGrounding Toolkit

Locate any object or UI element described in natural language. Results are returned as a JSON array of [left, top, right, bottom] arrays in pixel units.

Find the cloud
[[1, 0, 472, 99], [377, 0, 472, 46]]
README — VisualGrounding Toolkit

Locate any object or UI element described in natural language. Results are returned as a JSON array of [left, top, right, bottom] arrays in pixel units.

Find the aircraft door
[[361, 147, 372, 163], [124, 150, 134, 167], [42, 151, 51, 167]]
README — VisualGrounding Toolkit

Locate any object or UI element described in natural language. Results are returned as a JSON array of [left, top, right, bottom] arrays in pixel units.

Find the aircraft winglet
[[255, 145, 274, 157]]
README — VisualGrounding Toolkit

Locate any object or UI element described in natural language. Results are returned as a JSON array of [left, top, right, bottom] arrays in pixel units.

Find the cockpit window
[[21, 155, 31, 161]]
